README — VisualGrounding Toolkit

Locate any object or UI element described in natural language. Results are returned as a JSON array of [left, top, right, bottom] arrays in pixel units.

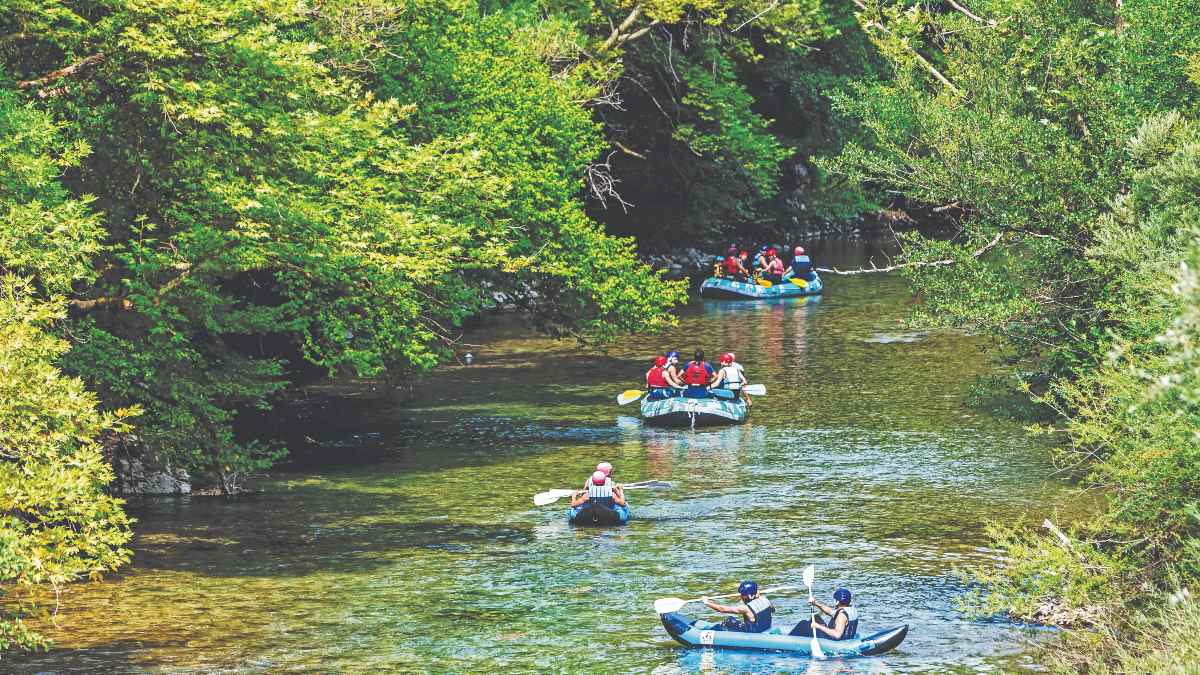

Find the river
[[9, 240, 1069, 673]]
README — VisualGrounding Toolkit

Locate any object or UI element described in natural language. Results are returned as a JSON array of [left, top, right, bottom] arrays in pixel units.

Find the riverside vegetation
[[0, 0, 1197, 671]]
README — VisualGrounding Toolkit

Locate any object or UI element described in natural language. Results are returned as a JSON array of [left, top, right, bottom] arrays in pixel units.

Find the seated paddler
[[645, 355, 673, 399], [682, 350, 715, 398], [787, 246, 816, 282], [711, 352, 750, 406], [788, 587, 858, 640], [569, 470, 626, 510], [702, 581, 774, 633]]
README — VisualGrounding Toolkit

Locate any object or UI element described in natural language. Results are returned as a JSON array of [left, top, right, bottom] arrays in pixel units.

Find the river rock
[[113, 456, 191, 495]]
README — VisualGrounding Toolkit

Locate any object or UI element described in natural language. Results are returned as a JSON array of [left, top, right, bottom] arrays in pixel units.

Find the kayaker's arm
[[812, 612, 849, 640], [809, 598, 833, 616], [702, 598, 747, 617], [569, 491, 588, 507], [612, 484, 626, 506]]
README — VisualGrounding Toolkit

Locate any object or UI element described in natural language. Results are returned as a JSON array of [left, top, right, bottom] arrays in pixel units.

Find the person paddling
[[789, 587, 858, 640], [664, 351, 685, 390], [703, 581, 774, 633], [570, 470, 626, 509], [683, 350, 714, 398], [646, 356, 673, 400], [711, 352, 750, 407], [720, 246, 749, 281], [759, 247, 784, 283], [787, 246, 816, 282]]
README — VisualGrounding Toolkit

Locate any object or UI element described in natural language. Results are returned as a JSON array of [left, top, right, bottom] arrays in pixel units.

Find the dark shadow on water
[[8, 639, 186, 675]]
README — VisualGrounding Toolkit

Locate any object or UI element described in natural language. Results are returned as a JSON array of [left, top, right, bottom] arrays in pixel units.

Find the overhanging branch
[[816, 231, 1003, 275]]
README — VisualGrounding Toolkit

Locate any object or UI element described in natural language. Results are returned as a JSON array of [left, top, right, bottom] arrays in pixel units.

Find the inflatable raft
[[660, 612, 908, 657], [640, 395, 747, 428], [567, 502, 630, 526], [700, 274, 823, 300]]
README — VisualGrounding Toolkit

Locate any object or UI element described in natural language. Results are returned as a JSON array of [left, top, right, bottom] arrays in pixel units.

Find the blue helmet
[[759, 245, 769, 252], [833, 588, 852, 605], [738, 580, 758, 597], [666, 351, 681, 361]]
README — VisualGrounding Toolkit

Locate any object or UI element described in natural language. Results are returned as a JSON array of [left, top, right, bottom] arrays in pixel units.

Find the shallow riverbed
[[9, 240, 1067, 673]]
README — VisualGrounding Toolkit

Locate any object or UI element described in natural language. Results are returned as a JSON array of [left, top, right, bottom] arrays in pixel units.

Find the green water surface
[[8, 241, 1068, 673]]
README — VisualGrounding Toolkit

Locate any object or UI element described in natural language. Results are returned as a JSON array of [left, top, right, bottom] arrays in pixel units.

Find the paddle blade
[[757, 279, 773, 287], [617, 389, 645, 405], [802, 564, 815, 588], [790, 277, 808, 288], [654, 597, 687, 614], [533, 489, 575, 506], [811, 634, 825, 659], [742, 384, 766, 396]]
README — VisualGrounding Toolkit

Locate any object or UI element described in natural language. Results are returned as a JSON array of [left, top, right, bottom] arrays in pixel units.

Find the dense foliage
[[0, 89, 134, 651], [825, 0, 1200, 667]]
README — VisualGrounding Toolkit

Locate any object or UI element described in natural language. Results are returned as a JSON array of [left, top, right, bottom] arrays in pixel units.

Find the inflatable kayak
[[660, 611, 907, 657], [700, 274, 823, 300], [567, 502, 630, 526], [640, 395, 747, 428]]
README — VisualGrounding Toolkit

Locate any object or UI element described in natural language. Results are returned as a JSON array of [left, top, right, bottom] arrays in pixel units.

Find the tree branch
[[613, 140, 647, 160], [601, 6, 643, 51], [945, 0, 991, 25], [816, 231, 1003, 275], [17, 54, 106, 94], [850, 0, 960, 93]]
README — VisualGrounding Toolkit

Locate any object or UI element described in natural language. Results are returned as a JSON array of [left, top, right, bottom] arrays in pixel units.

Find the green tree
[[0, 87, 134, 651], [0, 0, 687, 490]]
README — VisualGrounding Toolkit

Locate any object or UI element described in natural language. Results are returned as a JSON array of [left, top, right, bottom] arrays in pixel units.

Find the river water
[[10, 241, 1069, 673]]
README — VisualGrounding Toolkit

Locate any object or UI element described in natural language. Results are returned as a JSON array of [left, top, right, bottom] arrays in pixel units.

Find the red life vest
[[646, 366, 668, 388], [685, 361, 709, 386], [722, 256, 741, 274]]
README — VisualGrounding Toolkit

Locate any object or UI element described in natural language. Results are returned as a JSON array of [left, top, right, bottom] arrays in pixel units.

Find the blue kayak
[[660, 611, 907, 657], [640, 395, 747, 428], [700, 274, 823, 299], [567, 502, 630, 526]]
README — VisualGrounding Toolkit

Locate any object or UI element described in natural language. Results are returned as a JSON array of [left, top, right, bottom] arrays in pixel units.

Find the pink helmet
[[596, 462, 613, 476], [794, 246, 805, 255], [591, 470, 608, 485]]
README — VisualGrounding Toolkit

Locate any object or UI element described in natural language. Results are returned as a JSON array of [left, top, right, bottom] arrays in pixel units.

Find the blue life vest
[[791, 255, 812, 275], [827, 606, 858, 640], [744, 595, 773, 632]]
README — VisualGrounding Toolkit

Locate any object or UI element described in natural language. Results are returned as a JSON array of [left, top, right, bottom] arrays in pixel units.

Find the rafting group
[[532, 244, 908, 659], [701, 244, 824, 299], [534, 462, 908, 657]]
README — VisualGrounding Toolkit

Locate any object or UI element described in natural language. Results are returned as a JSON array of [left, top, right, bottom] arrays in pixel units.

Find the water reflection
[[6, 240, 1066, 674]]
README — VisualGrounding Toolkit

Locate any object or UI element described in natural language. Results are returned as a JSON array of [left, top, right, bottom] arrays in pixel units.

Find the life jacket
[[744, 595, 774, 633], [719, 364, 745, 390], [722, 256, 741, 275], [586, 478, 614, 508], [646, 366, 668, 389], [791, 255, 813, 275], [827, 606, 859, 640], [684, 361, 709, 386], [766, 258, 784, 275]]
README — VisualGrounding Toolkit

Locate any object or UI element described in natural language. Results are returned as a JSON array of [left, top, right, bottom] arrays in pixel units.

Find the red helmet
[[719, 352, 734, 364], [767, 248, 777, 256], [596, 462, 613, 475], [655, 356, 667, 367], [591, 470, 608, 485], [794, 246, 805, 255]]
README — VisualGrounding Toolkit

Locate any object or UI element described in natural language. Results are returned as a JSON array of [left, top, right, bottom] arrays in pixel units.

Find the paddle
[[757, 278, 773, 287], [803, 564, 826, 659], [653, 585, 800, 615], [741, 384, 766, 396], [789, 277, 808, 288], [532, 479, 673, 506], [617, 389, 645, 405]]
